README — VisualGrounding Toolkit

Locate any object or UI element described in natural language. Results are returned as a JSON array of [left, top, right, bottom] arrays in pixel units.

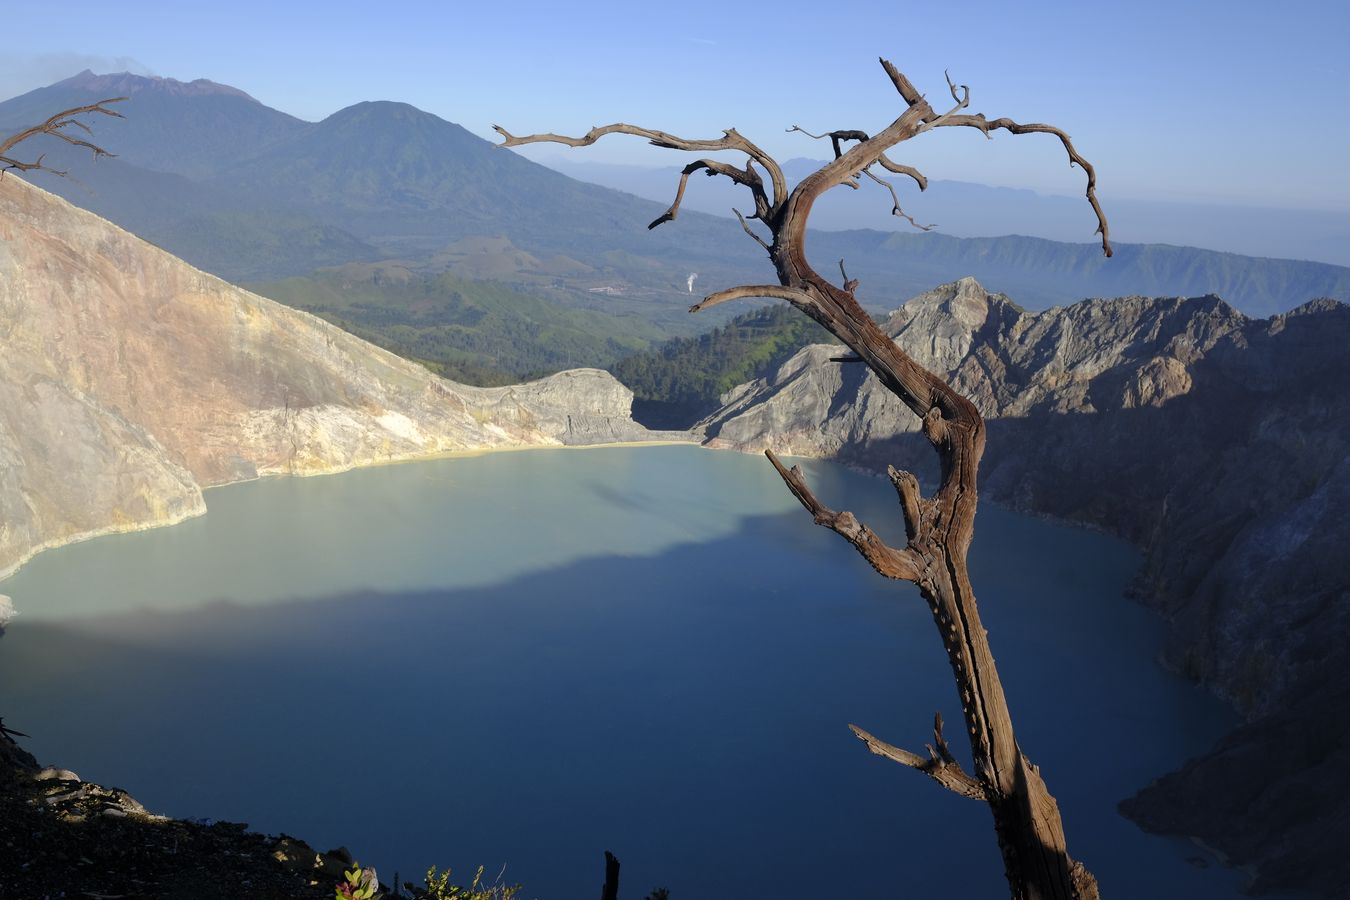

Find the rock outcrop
[[1, 727, 361, 898], [700, 277, 1350, 896], [0, 176, 682, 578]]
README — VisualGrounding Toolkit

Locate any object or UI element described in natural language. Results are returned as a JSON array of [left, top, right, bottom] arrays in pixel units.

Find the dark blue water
[[0, 445, 1247, 897]]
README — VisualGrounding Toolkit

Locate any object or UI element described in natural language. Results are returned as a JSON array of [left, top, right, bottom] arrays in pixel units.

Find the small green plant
[[408, 864, 521, 900], [336, 862, 380, 900]]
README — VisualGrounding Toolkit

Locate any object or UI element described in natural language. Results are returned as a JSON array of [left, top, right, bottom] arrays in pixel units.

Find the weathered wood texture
[[499, 58, 1110, 899]]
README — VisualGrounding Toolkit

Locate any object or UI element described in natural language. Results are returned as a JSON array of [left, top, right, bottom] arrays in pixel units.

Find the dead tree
[[0, 98, 125, 176], [498, 58, 1110, 899]]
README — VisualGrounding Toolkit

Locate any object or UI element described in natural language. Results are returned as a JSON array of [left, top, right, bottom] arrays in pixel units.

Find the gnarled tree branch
[[849, 721, 986, 800], [649, 158, 771, 230], [766, 449, 925, 584], [787, 125, 931, 228], [688, 284, 814, 314], [876, 154, 928, 191], [787, 124, 870, 162], [495, 122, 787, 211], [0, 99, 125, 176], [861, 165, 934, 230], [732, 208, 771, 253], [501, 58, 1110, 900], [926, 113, 1111, 255]]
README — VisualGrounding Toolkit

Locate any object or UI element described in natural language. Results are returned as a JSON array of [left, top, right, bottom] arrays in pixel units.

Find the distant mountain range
[[2, 70, 1347, 320], [540, 155, 1350, 268], [0, 71, 753, 299]]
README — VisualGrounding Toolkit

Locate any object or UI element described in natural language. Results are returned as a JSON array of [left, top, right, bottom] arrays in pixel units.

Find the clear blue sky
[[3, 0, 1348, 211]]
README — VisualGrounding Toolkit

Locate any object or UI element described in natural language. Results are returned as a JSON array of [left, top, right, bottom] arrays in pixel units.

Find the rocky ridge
[[699, 277, 1349, 896], [56, 69, 260, 101], [0, 176, 687, 580]]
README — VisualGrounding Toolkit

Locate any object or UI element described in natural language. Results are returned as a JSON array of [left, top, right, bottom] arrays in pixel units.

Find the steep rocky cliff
[[700, 277, 1349, 896], [0, 176, 678, 578]]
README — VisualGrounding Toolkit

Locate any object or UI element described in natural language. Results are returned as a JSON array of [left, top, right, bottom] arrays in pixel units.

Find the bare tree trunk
[[499, 58, 1111, 899]]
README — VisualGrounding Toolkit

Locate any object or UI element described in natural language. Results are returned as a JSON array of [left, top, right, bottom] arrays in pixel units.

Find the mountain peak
[[1285, 296, 1346, 317], [52, 70, 259, 103], [321, 100, 442, 126], [889, 276, 1001, 326]]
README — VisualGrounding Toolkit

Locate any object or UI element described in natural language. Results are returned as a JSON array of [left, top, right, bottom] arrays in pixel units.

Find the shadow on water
[[1, 497, 1245, 899]]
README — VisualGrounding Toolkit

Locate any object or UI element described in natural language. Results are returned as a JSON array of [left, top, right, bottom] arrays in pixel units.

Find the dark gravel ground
[[0, 727, 367, 899]]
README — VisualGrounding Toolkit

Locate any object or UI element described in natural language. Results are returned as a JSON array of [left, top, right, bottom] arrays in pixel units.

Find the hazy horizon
[[2, 0, 1346, 213], [4, 61, 1348, 267]]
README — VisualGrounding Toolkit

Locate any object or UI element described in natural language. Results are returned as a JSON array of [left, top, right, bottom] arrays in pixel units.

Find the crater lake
[[0, 445, 1253, 898]]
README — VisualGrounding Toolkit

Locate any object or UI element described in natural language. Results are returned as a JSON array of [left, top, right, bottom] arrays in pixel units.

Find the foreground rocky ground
[[1, 727, 363, 899]]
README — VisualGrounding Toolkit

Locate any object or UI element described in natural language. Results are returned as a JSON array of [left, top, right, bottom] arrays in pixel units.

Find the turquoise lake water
[[0, 445, 1252, 897]]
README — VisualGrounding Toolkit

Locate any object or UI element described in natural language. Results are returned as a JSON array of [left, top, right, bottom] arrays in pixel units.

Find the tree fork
[[499, 58, 1110, 899]]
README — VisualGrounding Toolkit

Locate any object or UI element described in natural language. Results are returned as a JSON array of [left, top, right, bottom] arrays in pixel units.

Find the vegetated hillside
[[610, 305, 839, 428], [201, 99, 735, 259], [698, 277, 1350, 898], [0, 73, 756, 291], [0, 150, 381, 280], [250, 264, 661, 385], [0, 174, 669, 579], [0, 74, 382, 280], [3, 71, 1348, 318]]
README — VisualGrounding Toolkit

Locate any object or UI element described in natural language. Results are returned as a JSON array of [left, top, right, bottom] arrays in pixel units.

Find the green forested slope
[[250, 268, 661, 385], [610, 305, 839, 428]]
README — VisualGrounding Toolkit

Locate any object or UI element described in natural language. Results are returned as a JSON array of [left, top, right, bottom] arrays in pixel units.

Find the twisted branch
[[787, 124, 870, 161], [876, 154, 928, 191], [688, 284, 815, 314], [848, 723, 986, 800], [766, 450, 924, 583], [838, 258, 859, 294], [649, 158, 771, 230], [861, 165, 934, 231], [937, 69, 971, 119], [875, 57, 1108, 254], [733, 208, 771, 252], [495, 122, 787, 210], [0, 99, 125, 175], [922, 115, 1110, 255], [788, 126, 929, 227]]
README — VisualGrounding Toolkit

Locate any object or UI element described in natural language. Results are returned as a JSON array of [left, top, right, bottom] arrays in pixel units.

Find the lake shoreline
[[0, 436, 700, 587]]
